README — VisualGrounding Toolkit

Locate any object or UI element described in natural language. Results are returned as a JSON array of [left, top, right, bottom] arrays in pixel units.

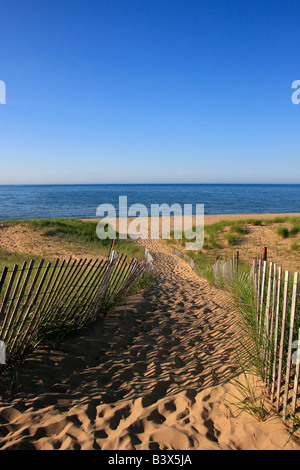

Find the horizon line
[[0, 182, 300, 186]]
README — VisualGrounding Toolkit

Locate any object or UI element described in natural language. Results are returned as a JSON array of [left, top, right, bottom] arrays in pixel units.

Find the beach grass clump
[[290, 223, 300, 235], [230, 222, 246, 235], [137, 269, 156, 290], [247, 219, 263, 226], [208, 233, 219, 249], [202, 240, 210, 250], [272, 216, 289, 224], [226, 366, 269, 422], [126, 269, 156, 298], [186, 250, 214, 269], [291, 242, 298, 251], [224, 233, 236, 246], [276, 222, 300, 239], [277, 226, 289, 238], [202, 266, 215, 285]]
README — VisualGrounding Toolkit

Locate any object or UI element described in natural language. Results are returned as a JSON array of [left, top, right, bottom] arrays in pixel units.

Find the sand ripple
[[0, 240, 299, 450]]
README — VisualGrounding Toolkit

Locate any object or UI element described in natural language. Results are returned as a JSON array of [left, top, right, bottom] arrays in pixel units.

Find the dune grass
[[0, 219, 144, 270], [28, 219, 144, 257], [290, 223, 300, 235], [224, 233, 237, 246], [277, 227, 290, 238], [0, 249, 43, 273], [277, 223, 300, 239], [166, 215, 300, 257]]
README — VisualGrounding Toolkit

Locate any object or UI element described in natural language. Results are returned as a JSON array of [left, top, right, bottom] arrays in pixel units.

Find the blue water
[[0, 184, 299, 220]]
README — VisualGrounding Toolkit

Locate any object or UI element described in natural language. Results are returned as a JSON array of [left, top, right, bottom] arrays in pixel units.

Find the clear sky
[[0, 0, 299, 184]]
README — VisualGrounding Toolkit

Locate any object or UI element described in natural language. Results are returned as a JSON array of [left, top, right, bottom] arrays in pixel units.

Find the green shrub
[[290, 224, 300, 235], [277, 227, 289, 238], [225, 233, 236, 246], [230, 223, 246, 234]]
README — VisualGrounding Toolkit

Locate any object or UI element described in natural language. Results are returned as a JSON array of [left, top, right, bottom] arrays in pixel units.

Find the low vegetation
[[166, 215, 300, 272], [0, 249, 43, 272], [28, 219, 144, 258], [0, 219, 144, 272], [277, 227, 289, 238]]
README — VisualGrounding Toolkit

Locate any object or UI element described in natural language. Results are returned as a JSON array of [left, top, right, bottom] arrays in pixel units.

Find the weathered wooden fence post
[[282, 272, 298, 420]]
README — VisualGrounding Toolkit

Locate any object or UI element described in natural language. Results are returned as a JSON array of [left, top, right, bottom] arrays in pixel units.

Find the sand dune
[[0, 239, 299, 450]]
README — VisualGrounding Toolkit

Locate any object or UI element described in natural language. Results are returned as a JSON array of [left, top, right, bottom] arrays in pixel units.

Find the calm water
[[0, 184, 299, 220]]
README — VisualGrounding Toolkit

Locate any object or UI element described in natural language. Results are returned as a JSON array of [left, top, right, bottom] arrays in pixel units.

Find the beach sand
[[1, 212, 299, 269], [87, 212, 300, 232], [0, 229, 299, 450], [91, 212, 300, 271]]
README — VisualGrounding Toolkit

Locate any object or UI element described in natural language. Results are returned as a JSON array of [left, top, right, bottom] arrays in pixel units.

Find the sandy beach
[[2, 0, 299, 452], [85, 212, 300, 230], [0, 218, 300, 450]]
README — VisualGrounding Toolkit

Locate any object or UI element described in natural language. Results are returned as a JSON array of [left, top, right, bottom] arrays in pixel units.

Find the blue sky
[[0, 0, 299, 184]]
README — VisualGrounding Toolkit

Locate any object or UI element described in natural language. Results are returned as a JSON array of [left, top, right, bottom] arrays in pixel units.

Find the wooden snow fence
[[252, 259, 300, 425], [173, 247, 299, 425], [0, 249, 152, 366], [212, 255, 300, 424]]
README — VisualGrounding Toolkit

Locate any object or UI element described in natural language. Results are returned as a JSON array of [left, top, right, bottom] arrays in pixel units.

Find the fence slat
[[252, 258, 257, 317], [0, 265, 19, 329], [0, 267, 8, 299], [258, 260, 267, 334], [42, 258, 69, 324], [62, 258, 97, 322], [4, 261, 28, 327], [31, 259, 60, 318], [271, 267, 282, 402], [112, 256, 130, 293], [74, 259, 108, 326], [264, 263, 276, 386], [2, 261, 33, 345], [276, 270, 290, 413], [291, 328, 300, 422], [11, 261, 52, 357], [256, 258, 262, 319], [106, 255, 127, 300], [269, 263, 277, 342], [5, 260, 44, 348], [49, 258, 82, 310], [282, 271, 298, 421], [264, 262, 273, 337], [88, 256, 119, 320]]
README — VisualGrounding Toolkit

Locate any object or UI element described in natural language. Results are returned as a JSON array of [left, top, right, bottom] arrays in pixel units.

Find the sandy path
[[0, 240, 299, 450]]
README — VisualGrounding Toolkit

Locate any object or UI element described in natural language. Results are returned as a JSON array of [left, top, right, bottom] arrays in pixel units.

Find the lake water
[[0, 184, 299, 220]]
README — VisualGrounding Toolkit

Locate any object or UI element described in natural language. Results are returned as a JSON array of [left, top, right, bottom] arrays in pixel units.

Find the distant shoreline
[[1, 212, 300, 224], [1, 183, 300, 186]]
